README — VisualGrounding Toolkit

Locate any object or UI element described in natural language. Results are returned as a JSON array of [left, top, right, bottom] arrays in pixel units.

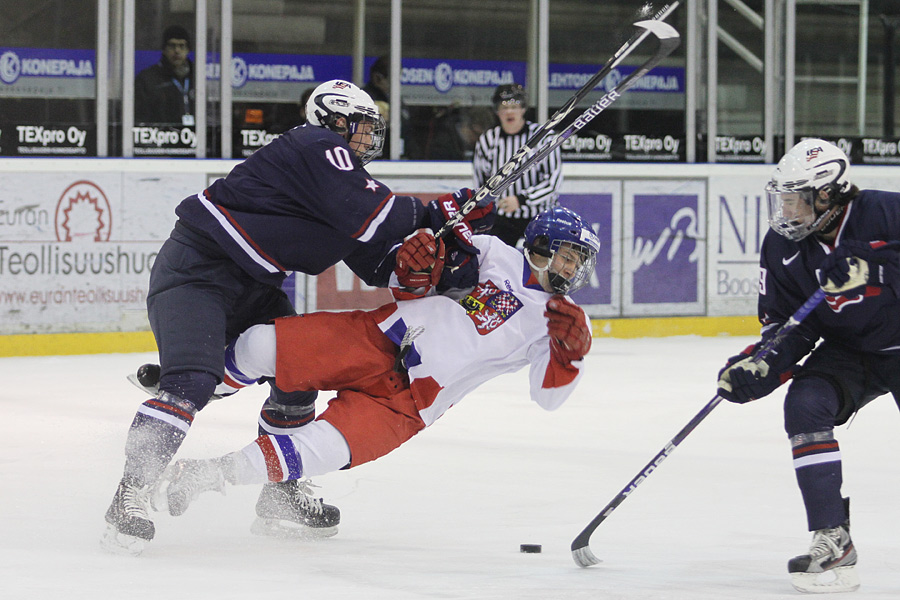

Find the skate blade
[[125, 373, 227, 402], [250, 517, 338, 540], [126, 372, 159, 397], [99, 523, 147, 556], [790, 565, 860, 594]]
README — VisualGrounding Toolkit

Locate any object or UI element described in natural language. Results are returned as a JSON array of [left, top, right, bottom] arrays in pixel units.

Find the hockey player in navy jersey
[[102, 79, 483, 555], [716, 139, 900, 593], [131, 207, 597, 541]]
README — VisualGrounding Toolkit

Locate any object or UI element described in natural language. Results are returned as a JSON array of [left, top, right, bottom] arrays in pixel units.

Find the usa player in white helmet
[[305, 79, 386, 165], [765, 138, 855, 242], [143, 207, 597, 540], [718, 138, 900, 592], [101, 72, 477, 554]]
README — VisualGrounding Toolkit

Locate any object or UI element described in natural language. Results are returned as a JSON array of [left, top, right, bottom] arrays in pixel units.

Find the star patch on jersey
[[365, 178, 380, 192], [459, 280, 523, 335]]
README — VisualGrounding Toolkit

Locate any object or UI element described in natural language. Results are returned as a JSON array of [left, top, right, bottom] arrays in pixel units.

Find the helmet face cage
[[545, 239, 598, 294], [524, 207, 600, 294], [767, 138, 850, 241], [306, 80, 385, 165], [345, 113, 386, 165]]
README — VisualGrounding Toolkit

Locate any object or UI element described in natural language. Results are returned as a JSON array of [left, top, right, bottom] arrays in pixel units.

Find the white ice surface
[[2, 335, 898, 599]]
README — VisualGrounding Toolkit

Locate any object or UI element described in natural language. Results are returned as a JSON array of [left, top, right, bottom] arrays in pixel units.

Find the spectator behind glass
[[135, 25, 195, 125], [363, 57, 393, 159], [298, 87, 314, 124]]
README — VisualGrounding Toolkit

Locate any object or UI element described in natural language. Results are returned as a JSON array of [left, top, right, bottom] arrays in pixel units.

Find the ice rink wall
[[3, 158, 900, 356]]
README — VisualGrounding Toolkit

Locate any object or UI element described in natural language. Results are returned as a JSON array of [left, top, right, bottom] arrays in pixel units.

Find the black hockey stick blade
[[570, 288, 827, 568], [434, 2, 681, 240]]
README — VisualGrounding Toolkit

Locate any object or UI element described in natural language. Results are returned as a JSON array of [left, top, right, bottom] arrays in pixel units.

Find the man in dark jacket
[[135, 25, 194, 125]]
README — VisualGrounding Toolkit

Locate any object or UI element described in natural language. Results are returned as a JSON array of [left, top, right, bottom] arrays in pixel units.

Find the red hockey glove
[[395, 229, 446, 290], [427, 188, 496, 250], [544, 295, 592, 364]]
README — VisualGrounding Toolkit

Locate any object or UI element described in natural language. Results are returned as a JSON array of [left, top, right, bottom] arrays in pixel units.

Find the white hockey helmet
[[306, 79, 386, 165], [766, 138, 852, 241]]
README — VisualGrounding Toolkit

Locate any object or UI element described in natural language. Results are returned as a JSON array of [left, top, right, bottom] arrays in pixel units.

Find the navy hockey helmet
[[492, 83, 526, 110], [766, 138, 854, 241], [306, 80, 386, 165], [524, 206, 600, 294]]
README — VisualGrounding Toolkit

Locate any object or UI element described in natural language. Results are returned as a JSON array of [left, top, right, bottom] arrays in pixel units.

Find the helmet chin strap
[[813, 204, 845, 238], [525, 249, 569, 294], [525, 250, 552, 291]]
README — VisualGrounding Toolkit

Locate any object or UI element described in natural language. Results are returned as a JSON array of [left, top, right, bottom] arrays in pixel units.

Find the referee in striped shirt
[[473, 84, 563, 248]]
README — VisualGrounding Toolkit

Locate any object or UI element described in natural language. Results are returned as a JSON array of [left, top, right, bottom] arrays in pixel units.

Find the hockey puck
[[520, 544, 542, 553]]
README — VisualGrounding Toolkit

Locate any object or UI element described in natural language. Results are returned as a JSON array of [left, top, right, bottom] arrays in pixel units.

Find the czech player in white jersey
[[152, 206, 600, 536]]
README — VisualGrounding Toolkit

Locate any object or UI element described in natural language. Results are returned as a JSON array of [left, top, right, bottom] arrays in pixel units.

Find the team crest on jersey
[[460, 280, 523, 335]]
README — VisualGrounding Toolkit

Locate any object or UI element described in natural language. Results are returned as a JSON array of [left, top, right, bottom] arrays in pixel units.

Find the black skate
[[251, 479, 340, 539], [100, 476, 155, 556], [126, 363, 226, 401], [155, 458, 226, 517], [788, 521, 859, 593]]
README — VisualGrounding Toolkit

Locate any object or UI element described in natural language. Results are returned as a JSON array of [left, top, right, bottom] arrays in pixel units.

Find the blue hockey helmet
[[524, 206, 600, 294]]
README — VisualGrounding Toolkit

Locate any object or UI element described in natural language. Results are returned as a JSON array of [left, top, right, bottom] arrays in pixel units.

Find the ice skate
[[127, 363, 227, 401], [155, 458, 226, 516], [251, 479, 340, 539], [788, 522, 859, 593], [100, 476, 154, 556]]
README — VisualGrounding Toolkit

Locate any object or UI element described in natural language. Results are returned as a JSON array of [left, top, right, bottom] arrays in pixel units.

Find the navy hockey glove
[[545, 295, 592, 364], [427, 188, 496, 250], [436, 245, 480, 293], [394, 229, 445, 290], [817, 240, 900, 295], [716, 345, 792, 403]]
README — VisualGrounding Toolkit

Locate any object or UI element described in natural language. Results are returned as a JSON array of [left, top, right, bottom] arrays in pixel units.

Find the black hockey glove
[[817, 240, 900, 295], [716, 342, 799, 404], [436, 243, 480, 293]]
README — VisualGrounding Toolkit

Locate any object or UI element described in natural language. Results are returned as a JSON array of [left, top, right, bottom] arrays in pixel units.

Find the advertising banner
[[0, 123, 95, 156], [0, 171, 202, 334], [0, 47, 95, 98], [706, 173, 767, 317], [560, 180, 621, 316], [623, 180, 706, 316], [135, 51, 351, 103]]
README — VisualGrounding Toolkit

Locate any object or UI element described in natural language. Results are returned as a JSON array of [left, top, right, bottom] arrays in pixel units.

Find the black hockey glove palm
[[717, 344, 792, 404], [436, 244, 480, 293], [817, 240, 900, 295]]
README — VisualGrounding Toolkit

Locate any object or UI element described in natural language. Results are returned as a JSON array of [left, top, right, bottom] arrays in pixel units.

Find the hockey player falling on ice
[[101, 79, 481, 555], [717, 138, 900, 593], [147, 207, 598, 537]]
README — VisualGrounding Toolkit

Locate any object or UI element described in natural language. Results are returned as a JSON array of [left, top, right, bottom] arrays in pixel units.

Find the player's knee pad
[[158, 369, 218, 410], [258, 383, 317, 435], [267, 383, 318, 411], [783, 376, 841, 437]]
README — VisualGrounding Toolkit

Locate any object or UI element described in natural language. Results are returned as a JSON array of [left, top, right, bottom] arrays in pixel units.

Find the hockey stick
[[434, 1, 681, 240], [571, 288, 827, 568]]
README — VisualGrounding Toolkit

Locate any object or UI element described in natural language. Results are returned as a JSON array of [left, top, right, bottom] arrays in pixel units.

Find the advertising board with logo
[[622, 180, 706, 316], [559, 181, 621, 316], [0, 170, 203, 334]]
